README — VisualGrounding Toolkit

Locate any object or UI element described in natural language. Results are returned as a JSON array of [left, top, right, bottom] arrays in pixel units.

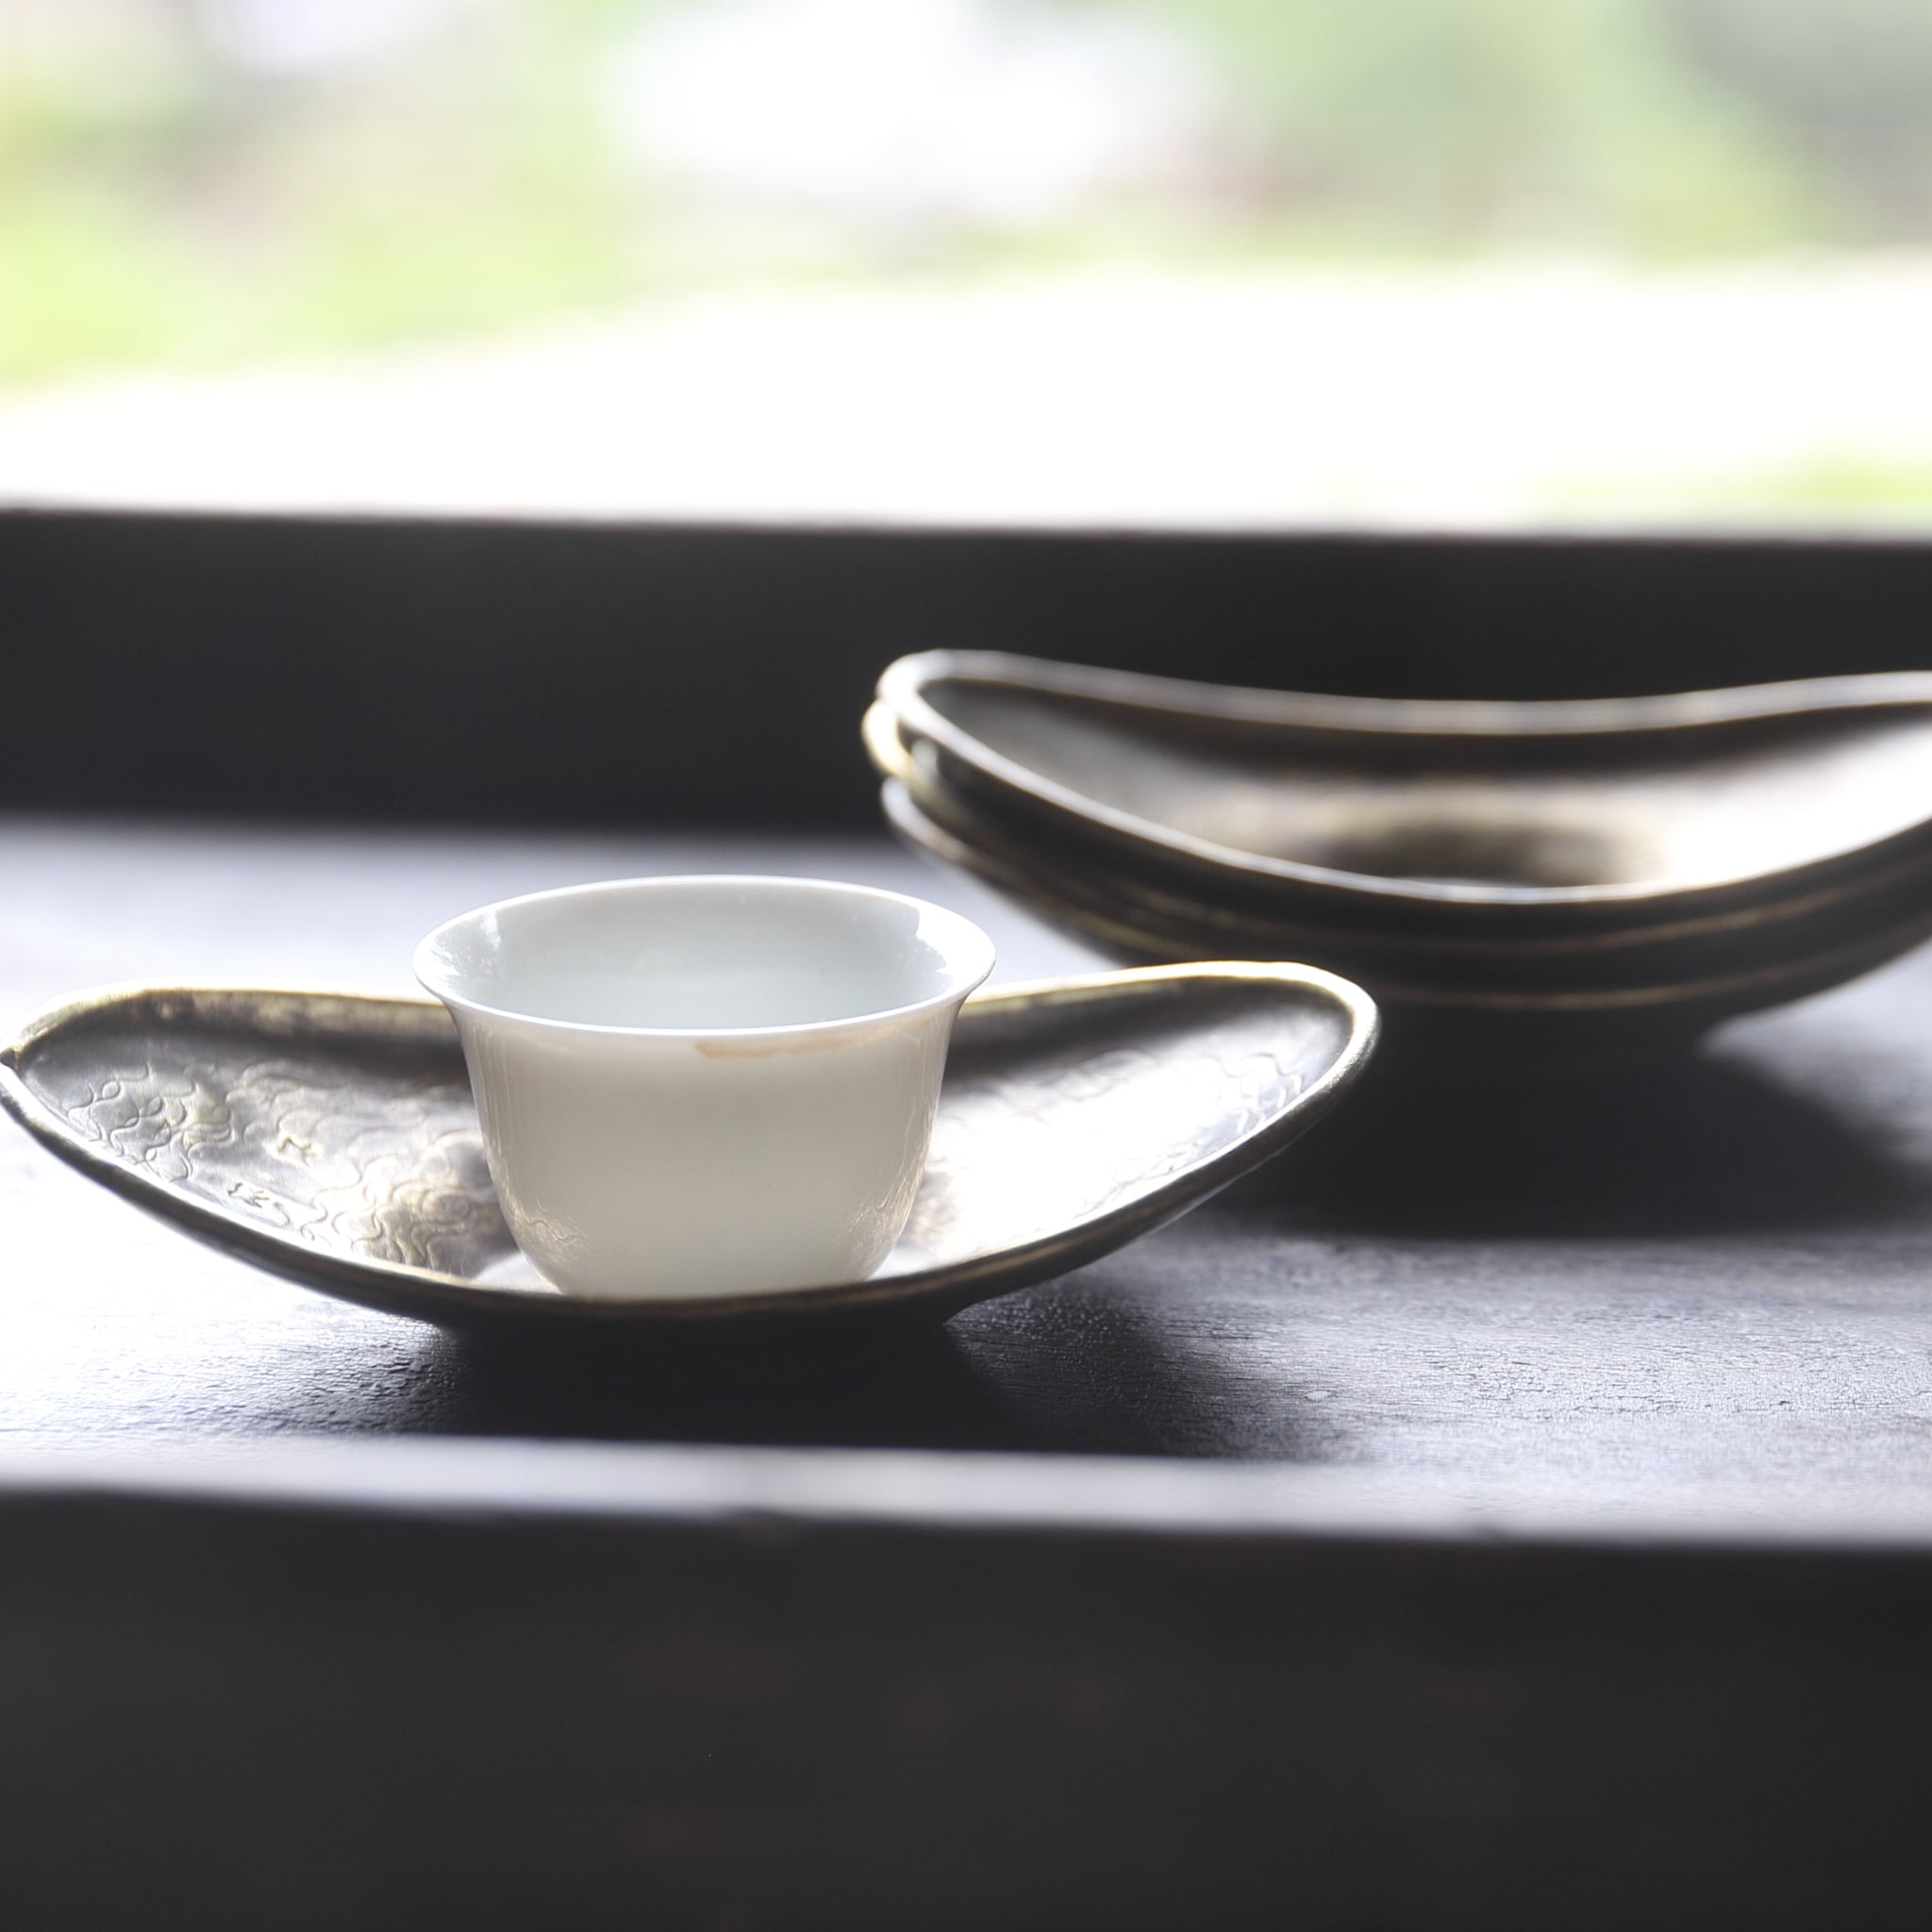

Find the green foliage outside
[[1548, 452, 1932, 522], [0, 3, 656, 381], [0, 0, 1928, 390]]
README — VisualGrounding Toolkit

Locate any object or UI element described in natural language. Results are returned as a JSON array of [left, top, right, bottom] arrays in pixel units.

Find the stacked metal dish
[[865, 651, 1932, 1070]]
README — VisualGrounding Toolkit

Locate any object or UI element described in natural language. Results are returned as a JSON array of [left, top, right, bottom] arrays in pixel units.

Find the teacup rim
[[413, 873, 997, 1041]]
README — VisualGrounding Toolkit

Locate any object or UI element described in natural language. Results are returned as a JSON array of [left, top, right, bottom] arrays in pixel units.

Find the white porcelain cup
[[414, 875, 995, 1300]]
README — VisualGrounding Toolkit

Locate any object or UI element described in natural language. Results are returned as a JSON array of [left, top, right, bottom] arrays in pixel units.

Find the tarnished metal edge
[[882, 778, 1932, 1018], [876, 651, 1932, 913], [864, 699, 1932, 961], [884, 648, 1932, 741]]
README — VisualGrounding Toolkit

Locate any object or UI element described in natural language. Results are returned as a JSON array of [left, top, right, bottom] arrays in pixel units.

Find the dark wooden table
[[7, 814, 1932, 1929]]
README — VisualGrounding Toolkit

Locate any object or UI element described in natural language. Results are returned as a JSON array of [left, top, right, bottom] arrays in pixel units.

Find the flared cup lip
[[413, 873, 997, 1041]]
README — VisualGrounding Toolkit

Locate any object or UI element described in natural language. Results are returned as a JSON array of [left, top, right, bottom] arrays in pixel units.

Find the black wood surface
[[6, 1454, 1931, 1932]]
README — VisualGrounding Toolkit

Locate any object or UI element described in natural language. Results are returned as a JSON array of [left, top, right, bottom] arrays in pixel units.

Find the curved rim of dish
[[876, 651, 1932, 912], [0, 967, 1379, 1326], [413, 873, 996, 1041], [880, 777, 1932, 1017], [865, 700, 1932, 960]]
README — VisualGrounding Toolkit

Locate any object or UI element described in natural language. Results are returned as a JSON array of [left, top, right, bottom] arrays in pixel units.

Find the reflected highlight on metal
[[869, 655, 1932, 1065]]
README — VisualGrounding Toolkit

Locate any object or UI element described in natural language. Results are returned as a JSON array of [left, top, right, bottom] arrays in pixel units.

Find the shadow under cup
[[414, 876, 996, 1300]]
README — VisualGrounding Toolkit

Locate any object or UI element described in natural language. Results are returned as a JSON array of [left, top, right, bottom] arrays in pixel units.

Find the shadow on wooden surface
[[1230, 1045, 1932, 1240]]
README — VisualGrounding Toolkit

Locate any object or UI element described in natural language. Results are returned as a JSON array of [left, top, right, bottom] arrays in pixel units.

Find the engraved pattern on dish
[[0, 971, 1376, 1328]]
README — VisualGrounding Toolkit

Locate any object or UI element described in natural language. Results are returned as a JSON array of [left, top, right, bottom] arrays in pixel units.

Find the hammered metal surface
[[0, 970, 1374, 1327], [894, 994, 1339, 1267], [31, 1017, 512, 1280]]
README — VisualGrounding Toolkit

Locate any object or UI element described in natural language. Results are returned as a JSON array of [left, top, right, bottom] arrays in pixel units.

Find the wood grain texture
[[5, 1470, 1932, 1932]]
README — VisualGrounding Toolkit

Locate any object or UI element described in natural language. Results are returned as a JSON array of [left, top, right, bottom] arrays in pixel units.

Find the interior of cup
[[416, 875, 995, 1032]]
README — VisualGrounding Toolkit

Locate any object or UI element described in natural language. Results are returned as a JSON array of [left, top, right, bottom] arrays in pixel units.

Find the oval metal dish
[[0, 970, 1377, 1331], [866, 658, 1932, 1070], [879, 652, 1932, 926], [880, 777, 1932, 1072], [864, 699, 1932, 981]]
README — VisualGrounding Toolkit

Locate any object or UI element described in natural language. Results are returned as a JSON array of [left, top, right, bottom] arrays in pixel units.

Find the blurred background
[[4, 0, 1931, 527]]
